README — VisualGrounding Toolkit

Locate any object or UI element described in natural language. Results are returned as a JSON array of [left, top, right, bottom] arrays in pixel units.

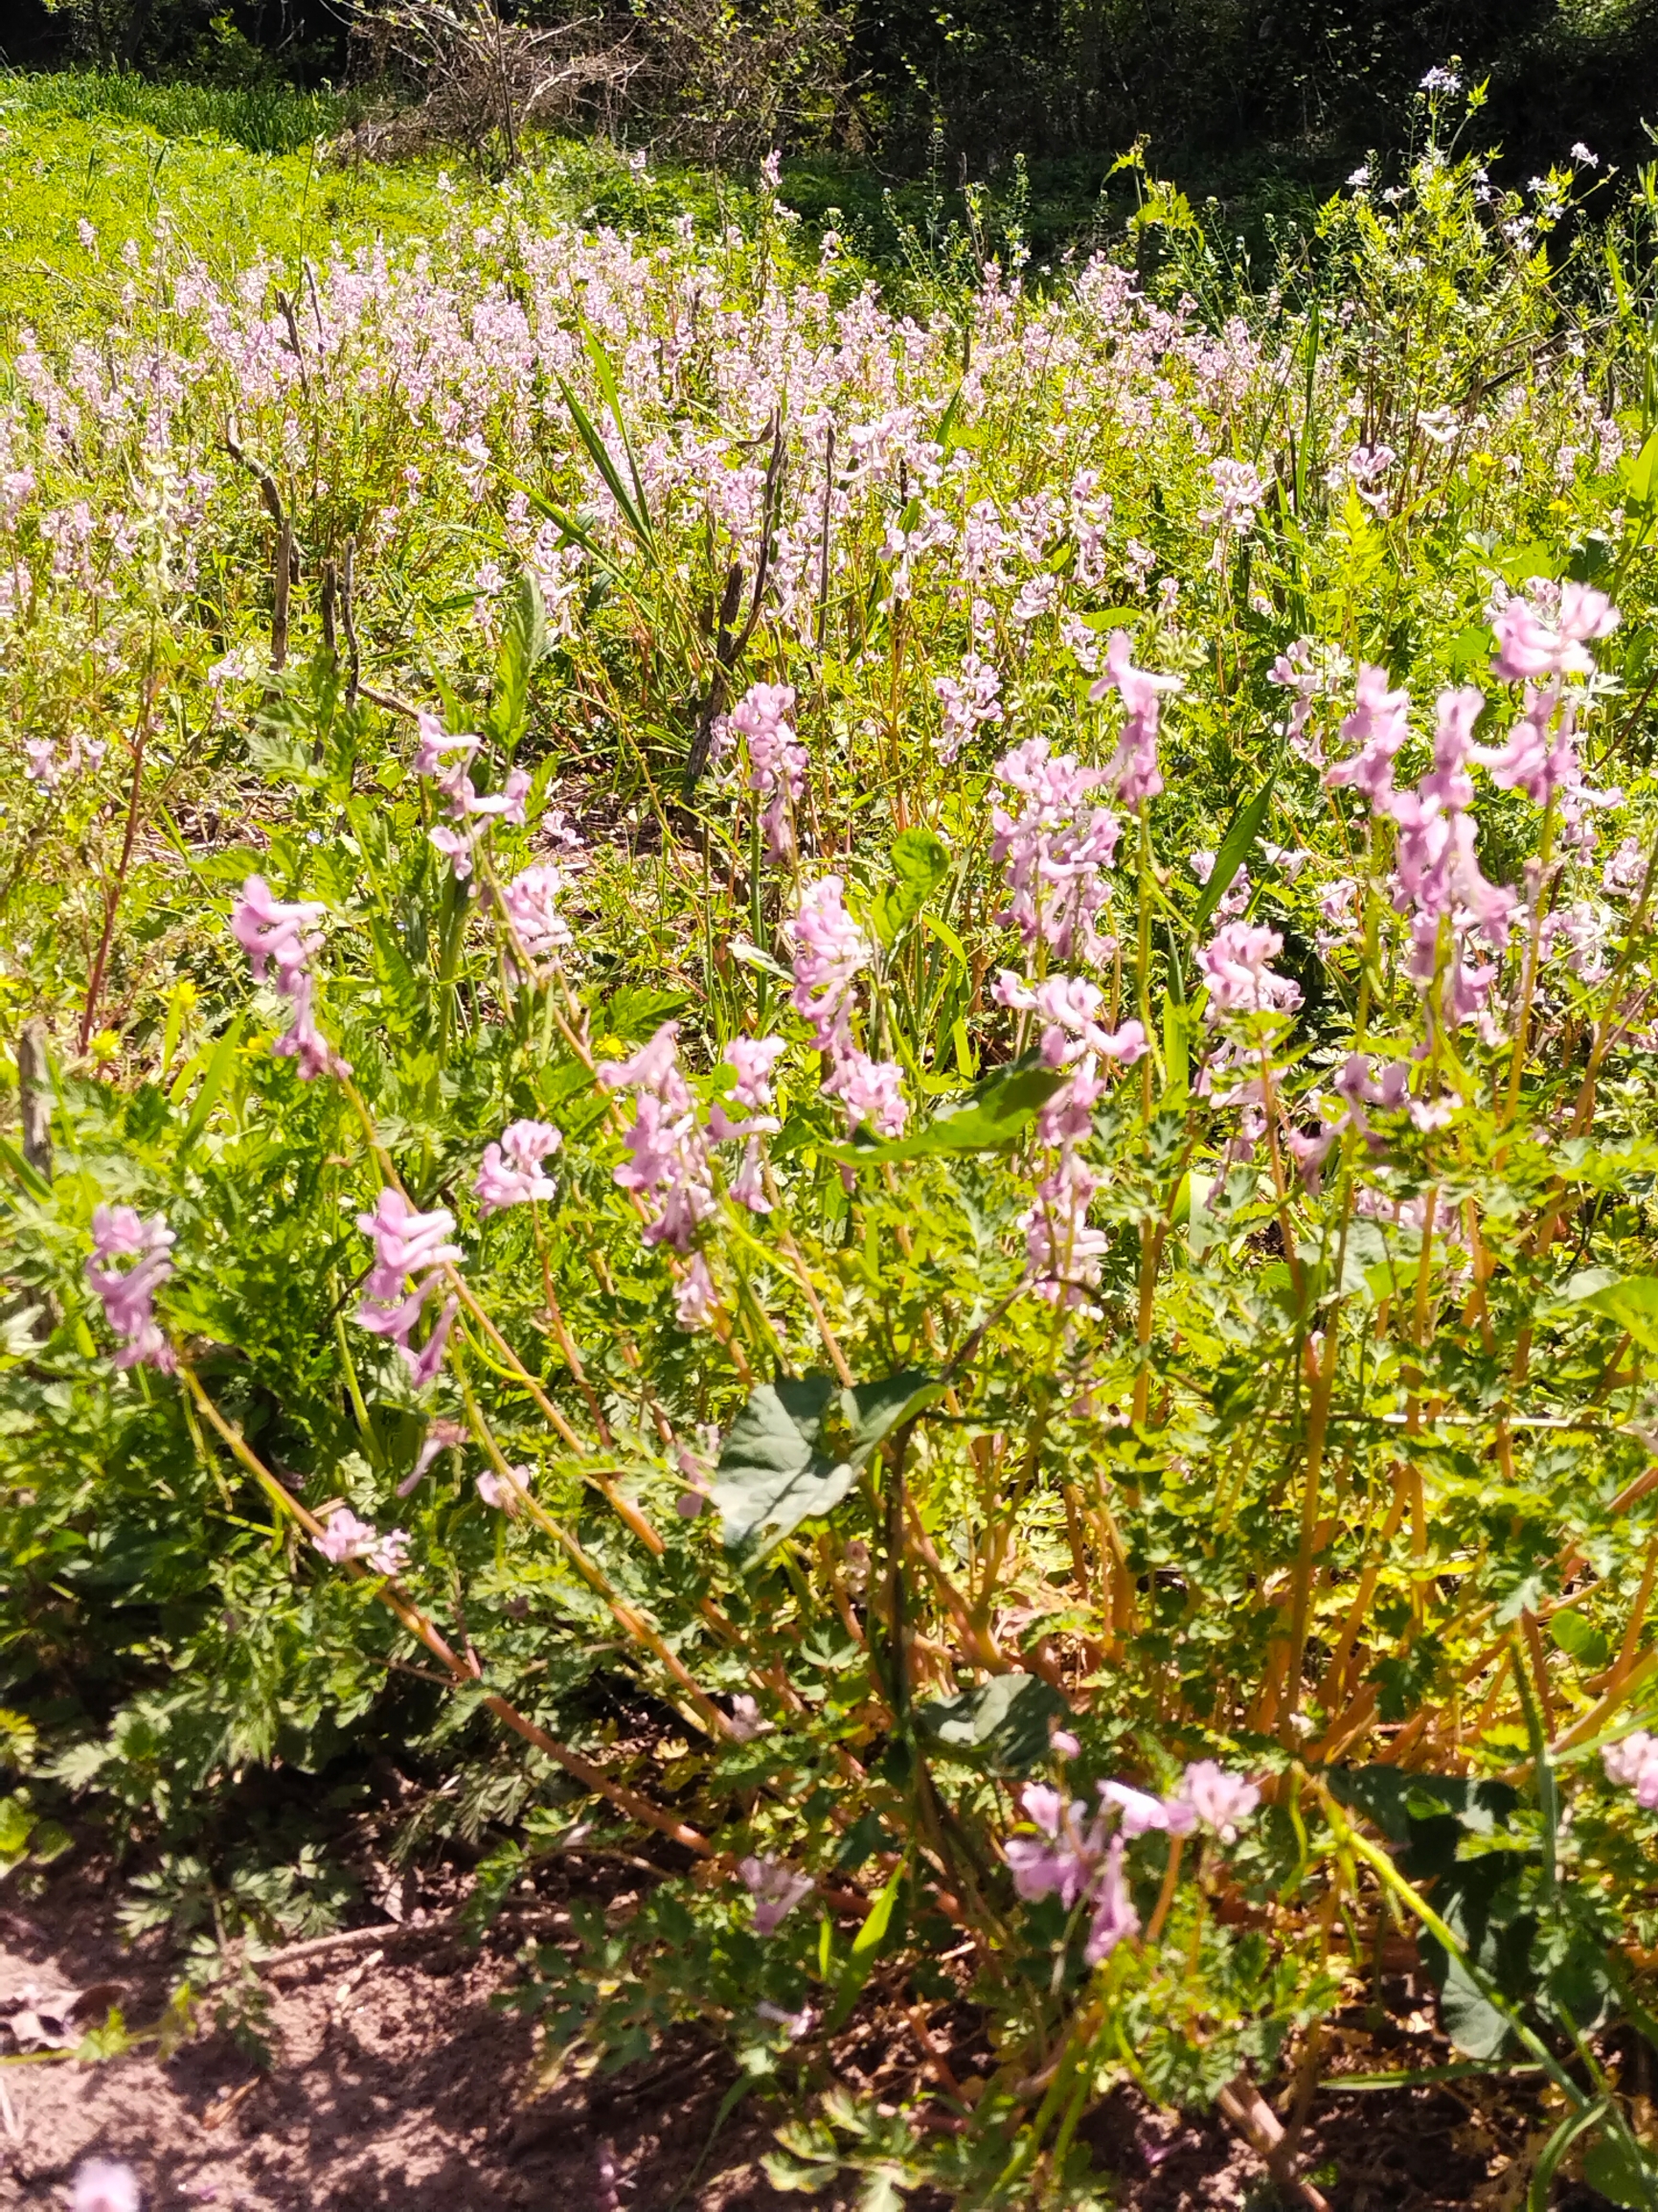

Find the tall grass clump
[[0, 69, 355, 155], [10, 78, 1658, 2205]]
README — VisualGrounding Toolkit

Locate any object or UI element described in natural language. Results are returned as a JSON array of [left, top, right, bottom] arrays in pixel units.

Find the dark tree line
[[6, 0, 1657, 194]]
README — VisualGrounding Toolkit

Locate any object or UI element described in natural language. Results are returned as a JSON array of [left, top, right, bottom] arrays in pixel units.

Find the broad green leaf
[[1551, 1610, 1611, 1672], [912, 1673, 1069, 1774], [1624, 427, 1658, 509], [830, 1060, 1063, 1164], [1582, 1276, 1658, 1353], [872, 828, 950, 947], [710, 1378, 848, 1557], [1193, 764, 1278, 936], [1435, 1951, 1514, 2061], [842, 1372, 943, 1463], [1583, 2132, 1657, 2210]]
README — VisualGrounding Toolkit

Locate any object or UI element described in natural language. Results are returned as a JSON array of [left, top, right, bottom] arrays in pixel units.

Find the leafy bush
[[10, 90, 1658, 2203]]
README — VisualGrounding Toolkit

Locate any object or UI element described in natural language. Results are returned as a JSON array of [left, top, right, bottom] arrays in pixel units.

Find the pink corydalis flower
[[1023, 1151, 1108, 1306], [786, 876, 870, 1056], [738, 1855, 813, 1936], [1490, 583, 1617, 683], [474, 1119, 561, 1216], [312, 1506, 410, 1578], [1327, 664, 1412, 806], [1083, 1835, 1140, 1965], [86, 1203, 176, 1373], [499, 861, 575, 968], [71, 2161, 141, 2212], [232, 875, 350, 1081], [723, 1035, 786, 1111], [723, 682, 806, 860], [1604, 1730, 1658, 1810], [1089, 629, 1182, 808], [823, 1047, 908, 1138], [934, 652, 1005, 764], [354, 1188, 463, 1387], [1099, 1779, 1197, 1839], [1177, 1760, 1261, 1841], [1198, 921, 1303, 1023], [991, 740, 1122, 965], [598, 1022, 717, 1252], [673, 1251, 717, 1332]]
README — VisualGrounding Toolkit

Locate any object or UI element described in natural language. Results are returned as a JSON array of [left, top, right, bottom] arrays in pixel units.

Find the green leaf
[[1551, 1610, 1611, 1672], [710, 1378, 849, 1558], [176, 1015, 242, 1157], [1581, 1276, 1658, 1353], [712, 1372, 942, 1559], [1435, 1950, 1514, 2061], [871, 828, 950, 947], [1624, 427, 1658, 510], [912, 1673, 1069, 1774], [1193, 764, 1278, 936], [830, 1060, 1063, 1164], [556, 373, 654, 554], [842, 1371, 943, 1464], [487, 570, 548, 747], [1583, 2131, 1658, 2210]]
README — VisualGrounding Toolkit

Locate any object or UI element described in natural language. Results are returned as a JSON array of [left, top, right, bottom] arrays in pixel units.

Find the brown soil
[[0, 1865, 1622, 2212]]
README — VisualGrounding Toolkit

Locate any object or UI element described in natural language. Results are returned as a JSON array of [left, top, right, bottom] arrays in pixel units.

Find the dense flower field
[[11, 88, 1658, 2205]]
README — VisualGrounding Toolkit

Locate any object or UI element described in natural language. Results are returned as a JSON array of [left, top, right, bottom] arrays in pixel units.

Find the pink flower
[[724, 1035, 786, 1110], [1177, 1760, 1260, 1841], [1083, 1836, 1140, 1965], [934, 653, 1005, 764], [1004, 1784, 1102, 1907], [991, 740, 1121, 964], [85, 1204, 176, 1373], [232, 875, 350, 1081], [474, 1118, 561, 1216], [477, 1463, 531, 1511], [71, 2161, 141, 2212], [1088, 630, 1181, 807], [823, 1049, 908, 1137], [1327, 665, 1411, 805], [354, 1189, 464, 1386], [399, 1416, 466, 1495], [1490, 584, 1616, 682], [599, 1023, 718, 1252], [724, 682, 806, 860], [786, 877, 869, 1056], [673, 1252, 717, 1331], [738, 1856, 813, 1936], [312, 1506, 410, 1578], [1604, 1730, 1658, 1810], [413, 712, 481, 779], [1197, 922, 1303, 1022], [1023, 1149, 1108, 1306], [499, 861, 575, 966], [1099, 1779, 1197, 1839]]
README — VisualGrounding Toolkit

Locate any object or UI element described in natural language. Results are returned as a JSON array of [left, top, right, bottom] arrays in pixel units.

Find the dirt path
[[0, 1868, 814, 2212], [0, 1867, 1620, 2211]]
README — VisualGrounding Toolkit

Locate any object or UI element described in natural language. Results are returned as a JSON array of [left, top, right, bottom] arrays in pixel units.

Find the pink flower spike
[[1178, 1760, 1261, 1841], [85, 1204, 176, 1373], [312, 1506, 407, 1578], [673, 1252, 717, 1332], [474, 1119, 561, 1216], [71, 2161, 141, 2212], [1082, 1836, 1140, 1965], [413, 713, 482, 778], [738, 1855, 813, 1936]]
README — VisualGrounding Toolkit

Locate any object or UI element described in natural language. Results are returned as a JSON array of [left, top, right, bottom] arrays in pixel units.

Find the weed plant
[[9, 80, 1658, 2206]]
